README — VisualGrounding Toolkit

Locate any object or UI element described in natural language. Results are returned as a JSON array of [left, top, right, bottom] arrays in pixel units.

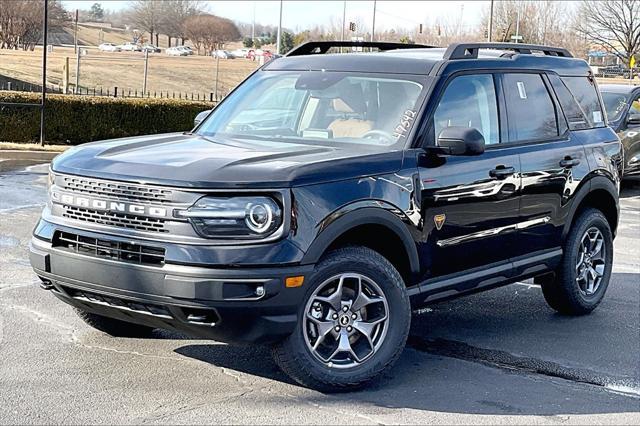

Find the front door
[[417, 73, 521, 279]]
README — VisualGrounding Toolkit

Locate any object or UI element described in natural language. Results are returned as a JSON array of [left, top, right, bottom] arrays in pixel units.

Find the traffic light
[[349, 22, 356, 32]]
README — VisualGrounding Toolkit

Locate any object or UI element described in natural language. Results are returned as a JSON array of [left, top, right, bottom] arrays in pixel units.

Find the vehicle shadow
[[174, 273, 639, 416], [621, 176, 640, 197]]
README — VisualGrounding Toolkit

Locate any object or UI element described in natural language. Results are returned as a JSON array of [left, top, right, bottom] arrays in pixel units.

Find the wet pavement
[[0, 162, 638, 424]]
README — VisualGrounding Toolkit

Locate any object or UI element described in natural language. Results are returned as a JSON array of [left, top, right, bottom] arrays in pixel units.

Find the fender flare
[[301, 206, 421, 276], [562, 175, 619, 238]]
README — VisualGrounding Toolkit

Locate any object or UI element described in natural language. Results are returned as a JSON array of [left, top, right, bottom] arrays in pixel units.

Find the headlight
[[176, 196, 282, 239]]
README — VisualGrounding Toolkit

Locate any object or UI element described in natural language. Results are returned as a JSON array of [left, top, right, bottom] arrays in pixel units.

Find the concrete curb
[[0, 150, 61, 161]]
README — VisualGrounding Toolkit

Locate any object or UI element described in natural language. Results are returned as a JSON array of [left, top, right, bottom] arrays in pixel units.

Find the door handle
[[559, 156, 581, 168], [489, 165, 516, 179]]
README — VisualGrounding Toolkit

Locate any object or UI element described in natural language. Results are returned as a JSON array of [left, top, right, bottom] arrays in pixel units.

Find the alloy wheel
[[303, 273, 390, 369], [575, 226, 606, 297]]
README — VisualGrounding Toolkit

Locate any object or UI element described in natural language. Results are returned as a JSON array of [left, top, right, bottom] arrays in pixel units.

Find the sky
[[62, 1, 489, 33]]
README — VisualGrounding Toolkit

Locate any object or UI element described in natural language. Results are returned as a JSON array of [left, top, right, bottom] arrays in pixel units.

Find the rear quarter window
[[558, 76, 605, 130]]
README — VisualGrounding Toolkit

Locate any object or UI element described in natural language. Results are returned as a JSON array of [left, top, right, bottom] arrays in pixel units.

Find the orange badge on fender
[[434, 214, 446, 230]]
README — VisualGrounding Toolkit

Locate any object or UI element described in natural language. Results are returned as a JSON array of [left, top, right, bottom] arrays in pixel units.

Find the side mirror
[[435, 126, 485, 156], [628, 113, 640, 126], [194, 110, 212, 127]]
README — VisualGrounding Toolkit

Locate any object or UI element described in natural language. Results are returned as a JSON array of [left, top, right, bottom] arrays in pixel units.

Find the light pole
[[371, 0, 376, 42], [488, 0, 494, 42], [514, 5, 521, 43], [40, 0, 49, 146], [341, 0, 346, 41], [276, 0, 283, 54]]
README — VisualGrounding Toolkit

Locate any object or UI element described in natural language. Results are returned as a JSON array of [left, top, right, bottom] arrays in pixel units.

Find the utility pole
[[142, 49, 149, 95], [371, 0, 376, 42], [488, 0, 494, 42], [40, 0, 49, 146], [74, 9, 78, 54], [251, 1, 255, 43], [341, 0, 346, 41], [75, 47, 81, 93], [514, 6, 521, 43], [276, 0, 283, 54]]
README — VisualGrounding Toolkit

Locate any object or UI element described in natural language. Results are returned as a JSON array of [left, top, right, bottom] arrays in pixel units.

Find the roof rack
[[443, 42, 573, 60], [286, 41, 435, 57]]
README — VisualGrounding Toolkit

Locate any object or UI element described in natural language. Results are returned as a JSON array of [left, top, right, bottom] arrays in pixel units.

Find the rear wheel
[[75, 309, 155, 337], [540, 208, 613, 315], [272, 246, 410, 392]]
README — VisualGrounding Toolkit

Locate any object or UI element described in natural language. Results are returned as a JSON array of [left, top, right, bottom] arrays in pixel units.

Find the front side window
[[433, 74, 499, 145], [197, 71, 428, 148], [503, 73, 559, 142]]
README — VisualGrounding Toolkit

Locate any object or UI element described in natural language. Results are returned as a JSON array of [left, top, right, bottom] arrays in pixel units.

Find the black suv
[[30, 42, 623, 391]]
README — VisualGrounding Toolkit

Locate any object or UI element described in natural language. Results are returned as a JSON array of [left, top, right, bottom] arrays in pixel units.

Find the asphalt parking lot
[[0, 161, 638, 424]]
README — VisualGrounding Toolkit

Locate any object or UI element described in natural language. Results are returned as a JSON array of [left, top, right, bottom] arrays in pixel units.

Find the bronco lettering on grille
[[52, 192, 167, 218]]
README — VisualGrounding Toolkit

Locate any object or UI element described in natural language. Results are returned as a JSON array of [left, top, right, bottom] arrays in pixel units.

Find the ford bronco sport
[[30, 42, 623, 391]]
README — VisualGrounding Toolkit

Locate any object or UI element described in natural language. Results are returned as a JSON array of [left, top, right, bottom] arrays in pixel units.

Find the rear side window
[[503, 73, 559, 142], [559, 77, 605, 129], [433, 74, 500, 145]]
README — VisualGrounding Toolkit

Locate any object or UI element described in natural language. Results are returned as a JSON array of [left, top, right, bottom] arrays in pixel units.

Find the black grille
[[53, 231, 165, 266], [62, 176, 173, 204], [62, 206, 167, 233], [63, 287, 172, 319]]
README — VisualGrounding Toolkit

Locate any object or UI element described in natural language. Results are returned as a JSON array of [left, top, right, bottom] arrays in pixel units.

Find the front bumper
[[29, 228, 313, 345]]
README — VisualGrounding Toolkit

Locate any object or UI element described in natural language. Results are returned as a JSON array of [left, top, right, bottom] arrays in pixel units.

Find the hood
[[52, 133, 403, 189]]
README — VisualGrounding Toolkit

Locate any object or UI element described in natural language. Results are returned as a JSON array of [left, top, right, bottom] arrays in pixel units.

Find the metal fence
[[0, 81, 223, 102]]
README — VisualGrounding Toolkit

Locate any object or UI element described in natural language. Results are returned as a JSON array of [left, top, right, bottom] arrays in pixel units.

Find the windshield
[[601, 92, 628, 122], [197, 71, 428, 147]]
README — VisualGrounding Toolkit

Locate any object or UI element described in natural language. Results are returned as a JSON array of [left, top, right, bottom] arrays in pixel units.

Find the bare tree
[[576, 0, 640, 67], [129, 0, 162, 45], [182, 14, 240, 55], [0, 0, 67, 50], [160, 0, 202, 47]]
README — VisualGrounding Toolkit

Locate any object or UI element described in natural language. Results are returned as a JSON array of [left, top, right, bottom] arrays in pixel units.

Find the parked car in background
[[166, 46, 189, 56], [232, 48, 249, 58], [248, 49, 274, 61], [179, 46, 194, 55], [601, 84, 640, 177], [117, 42, 142, 52], [213, 50, 235, 59], [98, 43, 120, 52], [141, 44, 161, 53]]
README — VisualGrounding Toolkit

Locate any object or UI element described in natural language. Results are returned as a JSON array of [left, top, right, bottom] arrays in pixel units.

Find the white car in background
[[117, 42, 142, 52], [98, 43, 120, 52], [213, 50, 235, 59], [166, 46, 190, 56], [231, 48, 249, 58]]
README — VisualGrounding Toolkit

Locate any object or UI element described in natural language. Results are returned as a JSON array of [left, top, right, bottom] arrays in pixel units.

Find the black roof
[[264, 42, 592, 77]]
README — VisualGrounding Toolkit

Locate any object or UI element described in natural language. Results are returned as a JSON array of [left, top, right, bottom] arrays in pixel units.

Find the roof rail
[[286, 41, 435, 57], [443, 42, 573, 60]]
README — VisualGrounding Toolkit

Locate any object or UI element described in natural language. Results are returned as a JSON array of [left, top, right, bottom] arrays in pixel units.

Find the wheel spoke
[[328, 330, 358, 363], [590, 238, 604, 259], [314, 276, 345, 312]]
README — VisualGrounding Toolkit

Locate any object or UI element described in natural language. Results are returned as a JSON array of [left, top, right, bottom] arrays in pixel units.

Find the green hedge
[[0, 92, 213, 144]]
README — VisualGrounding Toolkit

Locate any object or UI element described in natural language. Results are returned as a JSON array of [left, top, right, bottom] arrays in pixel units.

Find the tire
[[75, 308, 155, 337], [272, 246, 410, 392], [540, 208, 613, 315]]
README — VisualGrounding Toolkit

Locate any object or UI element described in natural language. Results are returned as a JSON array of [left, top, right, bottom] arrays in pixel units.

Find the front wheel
[[540, 208, 614, 315], [272, 246, 410, 392]]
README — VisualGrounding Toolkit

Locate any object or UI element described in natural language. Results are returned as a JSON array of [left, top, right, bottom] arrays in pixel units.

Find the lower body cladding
[[29, 229, 313, 345]]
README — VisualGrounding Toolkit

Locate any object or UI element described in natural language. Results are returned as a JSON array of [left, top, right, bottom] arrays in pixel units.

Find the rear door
[[500, 72, 592, 258], [417, 73, 522, 279]]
